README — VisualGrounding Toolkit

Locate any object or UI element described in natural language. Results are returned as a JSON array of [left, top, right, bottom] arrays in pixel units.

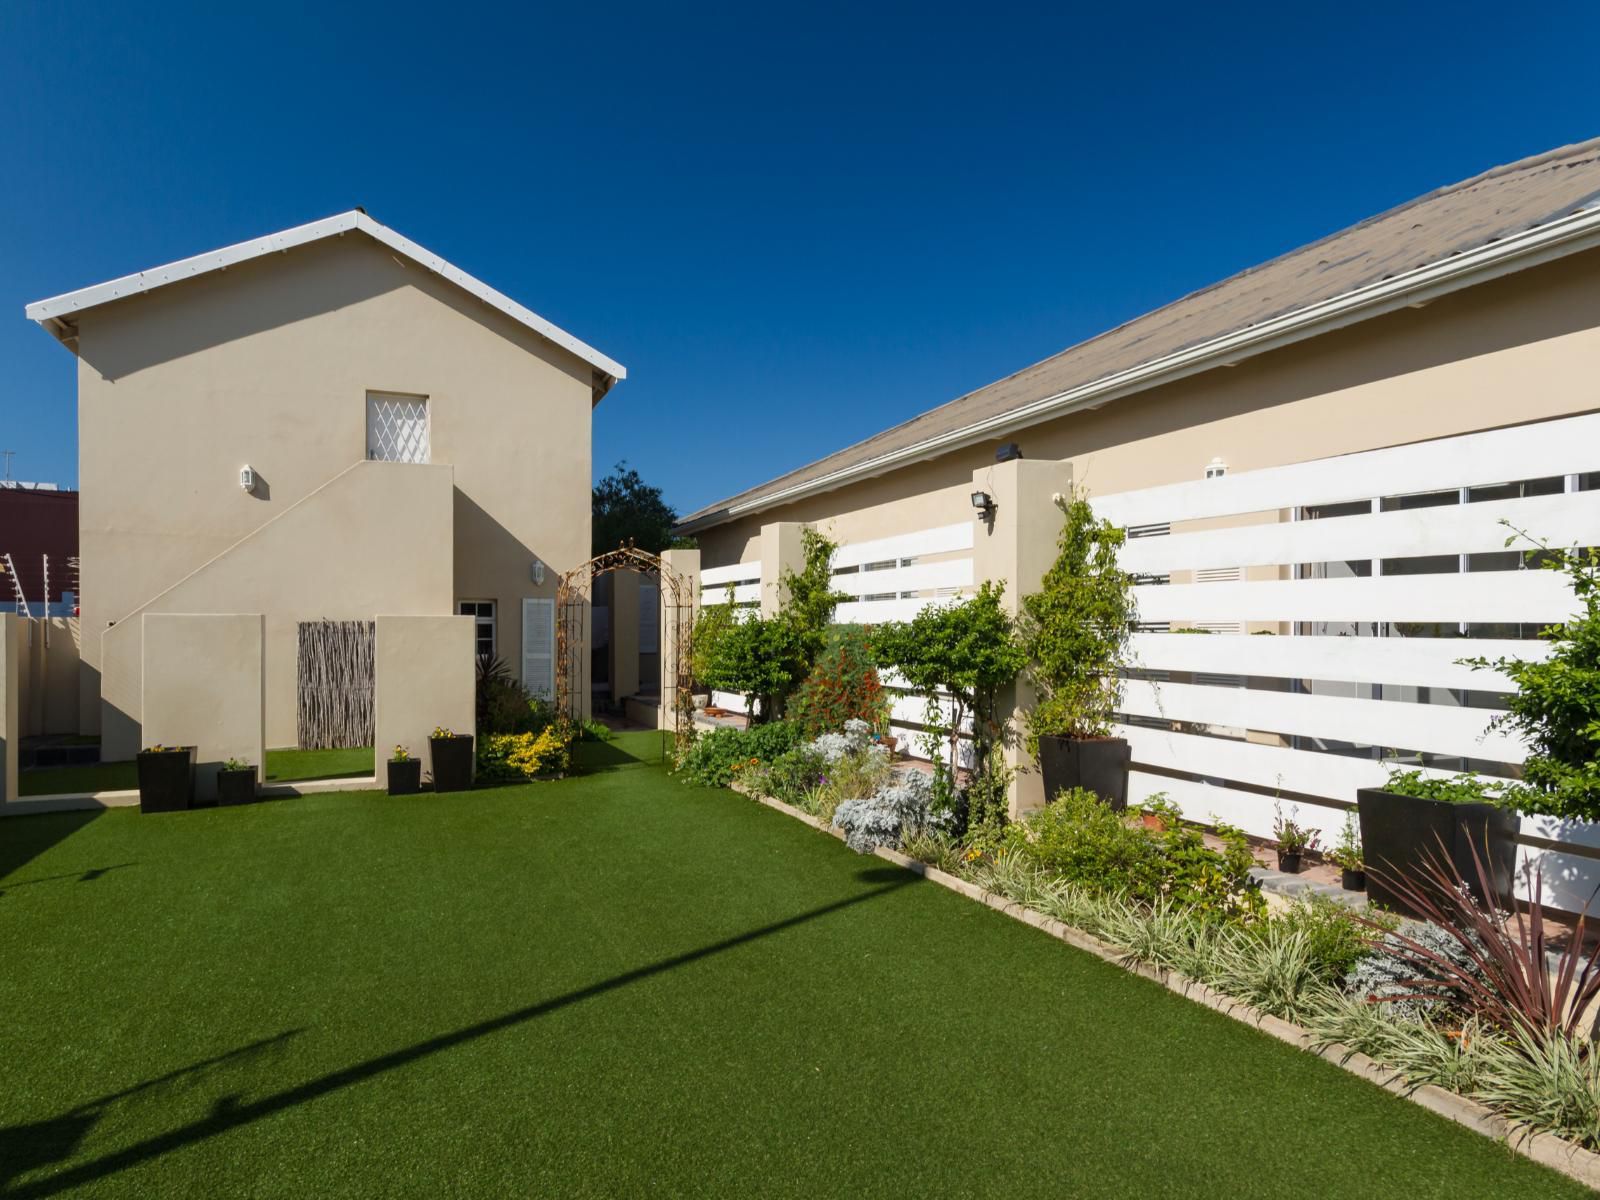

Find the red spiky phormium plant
[[1360, 835, 1600, 1045]]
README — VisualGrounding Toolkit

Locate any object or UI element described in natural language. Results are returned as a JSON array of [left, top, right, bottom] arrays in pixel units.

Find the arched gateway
[[555, 546, 695, 750]]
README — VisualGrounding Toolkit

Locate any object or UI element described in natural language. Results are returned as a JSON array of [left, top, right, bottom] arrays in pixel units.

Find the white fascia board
[[24, 211, 626, 382], [712, 202, 1600, 522]]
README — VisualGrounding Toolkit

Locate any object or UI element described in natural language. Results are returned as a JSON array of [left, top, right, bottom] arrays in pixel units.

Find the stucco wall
[[99, 460, 453, 759], [74, 232, 595, 737], [142, 614, 265, 801], [15, 619, 79, 738], [694, 247, 1600, 569], [0, 616, 16, 803], [373, 615, 475, 788]]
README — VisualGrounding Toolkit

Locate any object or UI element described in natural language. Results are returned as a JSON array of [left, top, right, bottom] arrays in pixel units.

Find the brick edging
[[744, 788, 1600, 1192]]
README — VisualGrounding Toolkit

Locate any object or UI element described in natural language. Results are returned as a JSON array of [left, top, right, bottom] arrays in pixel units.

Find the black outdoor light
[[970, 489, 995, 516], [995, 442, 1024, 463]]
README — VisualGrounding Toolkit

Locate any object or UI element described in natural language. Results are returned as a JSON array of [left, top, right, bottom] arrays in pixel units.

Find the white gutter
[[25, 211, 627, 383], [697, 201, 1600, 526]]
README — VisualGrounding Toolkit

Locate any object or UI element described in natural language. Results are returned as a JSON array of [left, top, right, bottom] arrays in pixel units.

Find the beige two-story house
[[27, 211, 624, 760]]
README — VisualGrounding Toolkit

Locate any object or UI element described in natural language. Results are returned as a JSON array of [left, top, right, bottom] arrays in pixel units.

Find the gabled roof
[[25, 210, 626, 391], [678, 137, 1600, 531]]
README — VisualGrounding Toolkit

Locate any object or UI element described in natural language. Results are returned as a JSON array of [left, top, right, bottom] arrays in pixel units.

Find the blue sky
[[2, 1, 1596, 514]]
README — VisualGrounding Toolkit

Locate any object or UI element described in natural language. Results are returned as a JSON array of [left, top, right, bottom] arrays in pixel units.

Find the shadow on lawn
[[572, 735, 670, 773], [0, 868, 917, 1198], [0, 1031, 304, 1190], [0, 811, 104, 884], [0, 863, 136, 899]]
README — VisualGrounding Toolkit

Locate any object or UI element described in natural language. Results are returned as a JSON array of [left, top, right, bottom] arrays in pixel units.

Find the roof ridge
[[912, 138, 1600, 425], [681, 137, 1600, 525]]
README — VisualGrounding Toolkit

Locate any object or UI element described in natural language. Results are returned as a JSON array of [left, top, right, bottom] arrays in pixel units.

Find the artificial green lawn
[[0, 732, 1584, 1198], [19, 747, 375, 797]]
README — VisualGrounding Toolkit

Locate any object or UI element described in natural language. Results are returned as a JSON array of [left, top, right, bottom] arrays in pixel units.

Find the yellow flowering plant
[[478, 727, 572, 781]]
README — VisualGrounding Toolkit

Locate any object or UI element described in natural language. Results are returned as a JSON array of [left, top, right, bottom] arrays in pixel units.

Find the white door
[[521, 597, 554, 700]]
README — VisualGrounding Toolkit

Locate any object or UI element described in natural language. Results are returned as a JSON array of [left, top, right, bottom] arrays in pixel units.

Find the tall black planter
[[1037, 735, 1130, 810], [429, 735, 475, 793], [1356, 788, 1519, 919], [137, 747, 196, 813]]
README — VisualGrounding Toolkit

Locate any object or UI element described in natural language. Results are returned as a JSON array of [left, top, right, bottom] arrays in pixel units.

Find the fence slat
[[1129, 632, 1545, 691]]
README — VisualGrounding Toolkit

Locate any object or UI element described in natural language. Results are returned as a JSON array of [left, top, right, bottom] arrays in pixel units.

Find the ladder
[[2, 552, 29, 618]]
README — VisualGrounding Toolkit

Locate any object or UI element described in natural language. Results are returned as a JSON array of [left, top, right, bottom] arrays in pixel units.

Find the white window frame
[[366, 391, 431, 464], [457, 599, 497, 658]]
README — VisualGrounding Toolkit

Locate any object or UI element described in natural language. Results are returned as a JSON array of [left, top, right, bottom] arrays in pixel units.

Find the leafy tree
[[592, 461, 678, 555], [693, 529, 847, 723], [690, 584, 738, 688], [700, 614, 808, 723], [1464, 527, 1600, 820], [1018, 488, 1136, 750], [780, 527, 848, 665], [874, 582, 1026, 800]]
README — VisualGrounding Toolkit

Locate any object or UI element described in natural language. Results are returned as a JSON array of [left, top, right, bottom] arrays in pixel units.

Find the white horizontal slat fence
[[1091, 412, 1600, 908]]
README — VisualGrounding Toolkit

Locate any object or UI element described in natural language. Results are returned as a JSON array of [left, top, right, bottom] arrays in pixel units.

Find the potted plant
[[217, 757, 257, 806], [429, 726, 474, 793], [1019, 488, 1137, 809], [387, 744, 421, 795], [137, 744, 196, 813], [1139, 794, 1180, 833], [1357, 770, 1517, 918], [1329, 811, 1365, 891], [1272, 803, 1320, 874]]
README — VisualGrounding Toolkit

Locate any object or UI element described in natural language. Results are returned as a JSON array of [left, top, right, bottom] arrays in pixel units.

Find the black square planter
[[1037, 735, 1130, 810], [429, 735, 474, 793], [387, 759, 422, 796], [137, 747, 196, 813], [1356, 787, 1520, 919], [217, 768, 257, 806]]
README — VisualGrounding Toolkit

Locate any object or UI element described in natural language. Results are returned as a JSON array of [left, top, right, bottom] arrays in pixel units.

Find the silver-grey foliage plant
[[833, 769, 944, 853], [1343, 919, 1485, 1020]]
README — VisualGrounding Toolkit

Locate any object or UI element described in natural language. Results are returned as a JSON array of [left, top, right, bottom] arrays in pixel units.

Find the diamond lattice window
[[366, 393, 430, 463]]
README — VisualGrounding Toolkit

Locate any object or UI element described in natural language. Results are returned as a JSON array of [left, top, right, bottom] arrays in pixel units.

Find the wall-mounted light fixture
[[239, 465, 256, 494], [1204, 457, 1228, 480], [970, 490, 995, 517], [531, 557, 546, 585], [995, 442, 1024, 463]]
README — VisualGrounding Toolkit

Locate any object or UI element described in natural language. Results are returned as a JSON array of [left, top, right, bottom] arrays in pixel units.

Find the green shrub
[[1463, 532, 1600, 820], [476, 726, 572, 781], [1018, 487, 1136, 747], [673, 722, 805, 788], [477, 654, 554, 735], [1001, 789, 1262, 920], [1382, 769, 1503, 804], [1265, 896, 1390, 983], [746, 746, 827, 807]]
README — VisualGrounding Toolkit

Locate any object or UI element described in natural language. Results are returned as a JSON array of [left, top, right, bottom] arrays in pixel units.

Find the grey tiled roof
[[682, 138, 1600, 527]]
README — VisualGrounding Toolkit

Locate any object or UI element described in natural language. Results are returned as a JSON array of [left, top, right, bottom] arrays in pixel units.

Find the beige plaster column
[[758, 522, 807, 616], [659, 547, 701, 731], [610, 569, 641, 703], [971, 457, 1074, 817], [142, 613, 266, 801]]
